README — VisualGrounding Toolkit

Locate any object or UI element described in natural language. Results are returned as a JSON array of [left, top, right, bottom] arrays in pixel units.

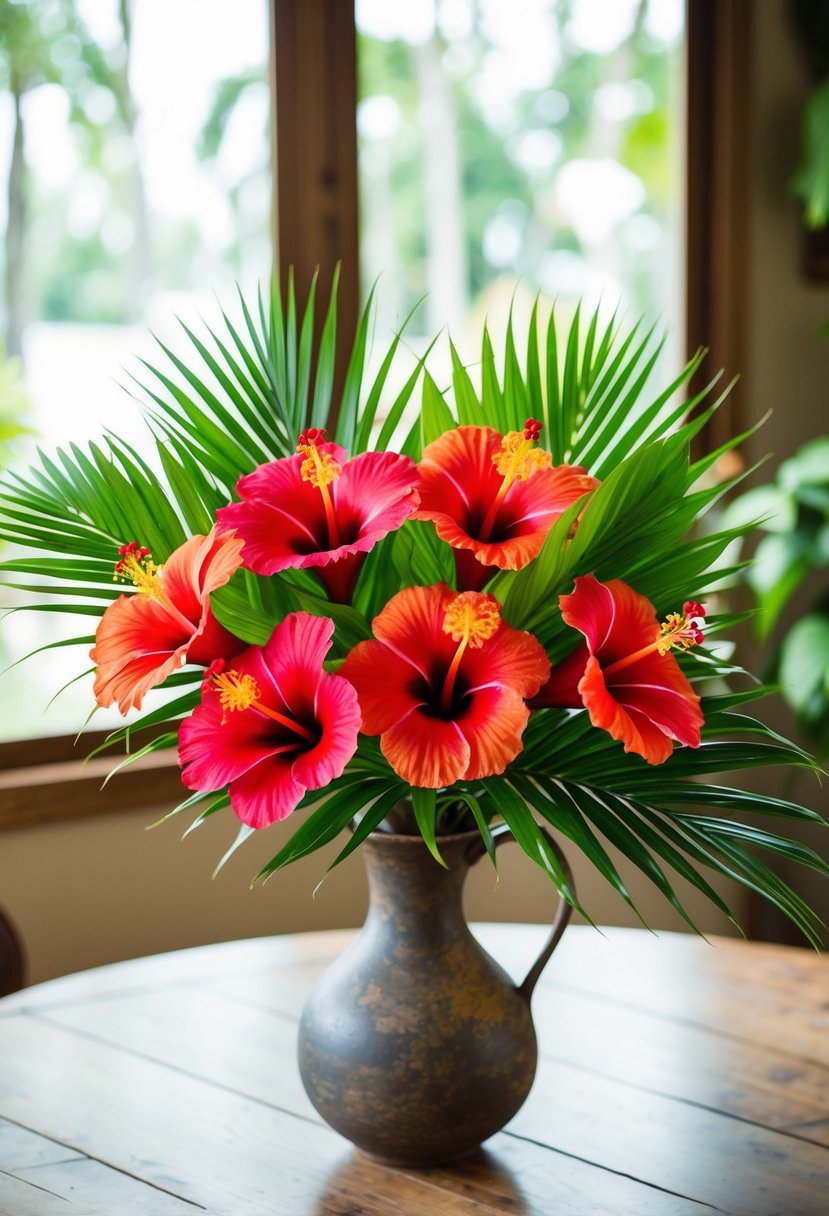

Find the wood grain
[[0, 927, 827, 1214]]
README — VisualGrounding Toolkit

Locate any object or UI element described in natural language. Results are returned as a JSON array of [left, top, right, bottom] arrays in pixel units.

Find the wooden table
[[0, 925, 827, 1215]]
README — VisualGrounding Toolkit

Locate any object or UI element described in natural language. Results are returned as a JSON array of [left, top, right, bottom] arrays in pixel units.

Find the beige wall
[[4, 0, 828, 988], [0, 799, 740, 987]]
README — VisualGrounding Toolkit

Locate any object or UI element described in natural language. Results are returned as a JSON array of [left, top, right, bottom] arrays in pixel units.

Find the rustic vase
[[297, 820, 573, 1167]]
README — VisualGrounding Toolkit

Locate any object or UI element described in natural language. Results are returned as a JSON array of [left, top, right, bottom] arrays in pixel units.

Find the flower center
[[440, 591, 502, 713], [211, 668, 317, 742], [113, 542, 164, 598], [603, 601, 706, 678], [297, 428, 342, 548], [478, 418, 551, 542]]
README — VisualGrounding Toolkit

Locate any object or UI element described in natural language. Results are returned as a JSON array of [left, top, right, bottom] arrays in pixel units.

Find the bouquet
[[2, 273, 826, 943]]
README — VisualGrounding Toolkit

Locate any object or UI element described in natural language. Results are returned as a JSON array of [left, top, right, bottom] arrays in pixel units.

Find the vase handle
[[466, 822, 575, 1003]]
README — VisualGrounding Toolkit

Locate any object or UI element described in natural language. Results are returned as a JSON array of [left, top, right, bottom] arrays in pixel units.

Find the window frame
[[0, 0, 746, 831]]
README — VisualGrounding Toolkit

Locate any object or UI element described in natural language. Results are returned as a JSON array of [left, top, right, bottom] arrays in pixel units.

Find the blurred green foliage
[[724, 438, 829, 749]]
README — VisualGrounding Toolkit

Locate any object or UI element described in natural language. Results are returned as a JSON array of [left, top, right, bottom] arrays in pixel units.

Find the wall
[[0, 799, 740, 986]]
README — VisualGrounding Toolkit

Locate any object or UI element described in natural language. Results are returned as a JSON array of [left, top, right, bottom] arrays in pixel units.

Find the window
[[0, 0, 271, 742], [356, 0, 685, 381]]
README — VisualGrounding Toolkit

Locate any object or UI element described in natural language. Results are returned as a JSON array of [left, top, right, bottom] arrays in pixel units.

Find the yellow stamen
[[298, 443, 341, 489], [213, 670, 261, 714], [479, 430, 551, 542], [114, 553, 164, 599], [211, 669, 317, 742], [297, 440, 342, 548], [440, 592, 501, 712], [604, 608, 704, 677]]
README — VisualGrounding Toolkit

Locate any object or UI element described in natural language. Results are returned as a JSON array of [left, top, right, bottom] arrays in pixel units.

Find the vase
[[297, 818, 574, 1167]]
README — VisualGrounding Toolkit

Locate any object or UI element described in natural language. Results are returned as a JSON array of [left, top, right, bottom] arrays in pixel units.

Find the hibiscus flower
[[91, 527, 244, 715], [216, 428, 420, 603], [178, 612, 361, 828], [340, 584, 550, 788], [413, 419, 598, 590], [532, 574, 705, 764]]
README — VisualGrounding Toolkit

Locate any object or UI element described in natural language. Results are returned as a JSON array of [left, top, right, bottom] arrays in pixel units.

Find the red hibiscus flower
[[216, 429, 420, 603], [532, 574, 705, 764], [340, 584, 550, 788], [91, 527, 244, 714], [178, 612, 361, 828], [413, 419, 598, 590]]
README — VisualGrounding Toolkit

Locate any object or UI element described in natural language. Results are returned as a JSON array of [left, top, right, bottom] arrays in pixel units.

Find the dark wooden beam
[[685, 0, 752, 453], [271, 0, 360, 419]]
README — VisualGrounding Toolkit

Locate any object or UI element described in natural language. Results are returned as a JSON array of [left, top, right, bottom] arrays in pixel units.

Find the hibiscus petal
[[178, 696, 283, 789], [161, 527, 243, 622], [381, 708, 470, 788], [561, 575, 659, 663], [217, 496, 327, 575], [229, 754, 306, 828], [415, 426, 502, 526], [457, 685, 530, 780], [371, 584, 457, 680], [578, 655, 674, 764], [261, 613, 332, 713], [529, 642, 590, 708], [333, 450, 419, 540], [339, 639, 425, 733], [503, 464, 598, 531], [91, 594, 191, 713], [462, 621, 550, 699], [609, 653, 703, 749], [291, 672, 362, 790], [427, 513, 546, 573]]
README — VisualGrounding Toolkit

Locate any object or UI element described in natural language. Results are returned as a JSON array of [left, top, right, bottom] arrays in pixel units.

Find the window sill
[[0, 740, 184, 832]]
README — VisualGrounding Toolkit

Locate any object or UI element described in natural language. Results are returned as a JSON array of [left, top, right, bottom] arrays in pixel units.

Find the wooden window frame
[[0, 0, 747, 831]]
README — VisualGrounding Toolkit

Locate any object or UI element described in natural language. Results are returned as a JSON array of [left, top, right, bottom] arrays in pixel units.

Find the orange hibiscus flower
[[91, 527, 244, 714], [532, 574, 705, 764], [413, 420, 598, 590], [340, 584, 550, 788]]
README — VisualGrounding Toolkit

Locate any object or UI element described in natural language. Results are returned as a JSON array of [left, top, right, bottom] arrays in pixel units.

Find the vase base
[[356, 1144, 480, 1170]]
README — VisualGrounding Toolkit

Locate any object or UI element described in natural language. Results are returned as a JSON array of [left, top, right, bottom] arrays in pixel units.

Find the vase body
[[298, 829, 546, 1166]]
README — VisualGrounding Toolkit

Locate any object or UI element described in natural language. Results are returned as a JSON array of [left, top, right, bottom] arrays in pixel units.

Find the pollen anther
[[492, 430, 551, 481], [212, 670, 261, 715], [442, 592, 501, 648], [113, 541, 163, 597], [657, 602, 706, 656], [297, 430, 341, 488]]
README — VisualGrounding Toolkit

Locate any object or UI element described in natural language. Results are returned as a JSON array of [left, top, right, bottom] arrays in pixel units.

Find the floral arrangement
[[1, 274, 826, 941]]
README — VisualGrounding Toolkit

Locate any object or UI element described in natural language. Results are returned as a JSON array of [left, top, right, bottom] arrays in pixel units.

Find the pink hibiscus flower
[[91, 527, 244, 714], [178, 612, 361, 828], [531, 574, 705, 764], [216, 428, 420, 603]]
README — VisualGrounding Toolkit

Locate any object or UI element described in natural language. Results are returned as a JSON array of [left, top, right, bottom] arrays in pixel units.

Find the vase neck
[[361, 832, 474, 940]]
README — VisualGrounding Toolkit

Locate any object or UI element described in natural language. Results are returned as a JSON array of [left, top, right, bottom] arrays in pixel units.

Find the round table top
[[0, 924, 827, 1215]]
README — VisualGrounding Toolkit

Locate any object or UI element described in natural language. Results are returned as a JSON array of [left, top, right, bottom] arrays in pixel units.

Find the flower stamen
[[113, 541, 164, 598], [297, 428, 341, 547], [212, 668, 317, 741], [440, 592, 501, 712], [604, 600, 706, 677], [479, 419, 551, 541]]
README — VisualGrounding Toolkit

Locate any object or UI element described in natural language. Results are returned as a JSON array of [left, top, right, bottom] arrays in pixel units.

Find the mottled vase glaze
[[298, 823, 573, 1167]]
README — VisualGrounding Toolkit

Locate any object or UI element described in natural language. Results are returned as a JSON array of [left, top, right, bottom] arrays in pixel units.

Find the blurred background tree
[[0, 0, 148, 358]]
